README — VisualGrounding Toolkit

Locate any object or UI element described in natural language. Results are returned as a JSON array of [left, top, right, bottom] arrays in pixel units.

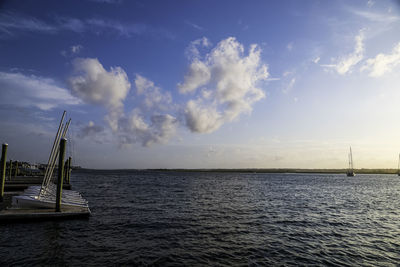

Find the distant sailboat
[[347, 147, 355, 177]]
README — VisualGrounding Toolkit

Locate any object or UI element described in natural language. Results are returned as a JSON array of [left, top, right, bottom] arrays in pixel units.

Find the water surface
[[1, 170, 400, 266]]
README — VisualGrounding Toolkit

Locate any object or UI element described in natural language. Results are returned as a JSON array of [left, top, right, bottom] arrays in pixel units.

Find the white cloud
[[322, 30, 365, 75], [118, 111, 178, 147], [184, 37, 211, 59], [180, 37, 268, 133], [185, 100, 223, 133], [78, 121, 105, 143], [0, 71, 80, 110], [282, 78, 296, 94], [361, 42, 400, 77], [350, 9, 399, 23], [134, 74, 172, 110], [287, 42, 294, 51], [68, 58, 130, 131], [178, 60, 211, 93], [71, 45, 83, 54], [0, 12, 56, 38], [0, 12, 173, 39], [68, 59, 178, 147], [116, 75, 177, 146], [61, 44, 83, 57], [185, 20, 204, 31]]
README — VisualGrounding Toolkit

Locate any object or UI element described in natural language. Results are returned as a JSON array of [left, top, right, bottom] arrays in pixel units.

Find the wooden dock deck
[[4, 176, 71, 191], [0, 206, 90, 222]]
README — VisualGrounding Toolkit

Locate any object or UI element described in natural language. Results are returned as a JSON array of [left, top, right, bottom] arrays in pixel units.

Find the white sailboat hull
[[12, 186, 89, 209]]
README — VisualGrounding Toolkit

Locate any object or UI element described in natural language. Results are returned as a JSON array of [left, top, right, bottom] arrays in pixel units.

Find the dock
[[0, 206, 90, 222], [4, 176, 71, 191], [0, 112, 90, 222]]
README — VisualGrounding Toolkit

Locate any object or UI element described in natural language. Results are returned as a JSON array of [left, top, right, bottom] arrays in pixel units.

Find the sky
[[1, 0, 400, 169]]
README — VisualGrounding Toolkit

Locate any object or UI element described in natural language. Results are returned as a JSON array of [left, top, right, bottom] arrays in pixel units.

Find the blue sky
[[1, 0, 400, 169]]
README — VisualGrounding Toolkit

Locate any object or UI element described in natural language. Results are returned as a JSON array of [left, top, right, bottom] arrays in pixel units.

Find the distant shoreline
[[78, 168, 400, 174]]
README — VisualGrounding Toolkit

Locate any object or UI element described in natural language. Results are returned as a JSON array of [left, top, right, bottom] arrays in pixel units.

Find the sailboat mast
[[350, 147, 353, 170]]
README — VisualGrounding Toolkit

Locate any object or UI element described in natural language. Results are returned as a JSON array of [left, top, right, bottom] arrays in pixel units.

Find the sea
[[1, 170, 400, 266]]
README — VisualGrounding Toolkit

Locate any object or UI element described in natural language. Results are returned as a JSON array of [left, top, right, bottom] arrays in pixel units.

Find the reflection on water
[[1, 171, 400, 265]]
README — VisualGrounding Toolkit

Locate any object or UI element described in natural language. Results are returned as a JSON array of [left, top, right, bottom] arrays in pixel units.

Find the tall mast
[[350, 147, 353, 171]]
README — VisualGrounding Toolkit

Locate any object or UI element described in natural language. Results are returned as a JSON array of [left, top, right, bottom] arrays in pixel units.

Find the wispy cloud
[[0, 12, 174, 39], [322, 29, 365, 75], [361, 42, 400, 77], [287, 42, 294, 52], [350, 9, 400, 23], [0, 12, 56, 38], [61, 44, 83, 57], [0, 71, 81, 110], [185, 20, 205, 31], [282, 78, 296, 94]]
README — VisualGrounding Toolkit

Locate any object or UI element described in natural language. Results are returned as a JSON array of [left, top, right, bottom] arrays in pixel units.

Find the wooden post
[[67, 157, 72, 184], [14, 161, 18, 178], [0, 144, 8, 202], [64, 159, 68, 184], [8, 160, 12, 181], [56, 138, 66, 212]]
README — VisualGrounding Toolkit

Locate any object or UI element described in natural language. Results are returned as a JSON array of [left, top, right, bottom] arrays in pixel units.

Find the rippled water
[[1, 170, 400, 266]]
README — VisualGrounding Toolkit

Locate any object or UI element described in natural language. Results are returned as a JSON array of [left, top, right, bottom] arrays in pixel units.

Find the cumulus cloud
[[113, 75, 177, 147], [68, 61, 178, 147], [179, 37, 268, 133], [135, 74, 172, 110], [178, 60, 211, 93], [68, 58, 130, 131], [68, 38, 268, 146], [118, 110, 178, 147], [184, 37, 211, 60], [0, 71, 80, 110], [78, 121, 104, 139], [361, 42, 400, 77], [322, 30, 365, 75]]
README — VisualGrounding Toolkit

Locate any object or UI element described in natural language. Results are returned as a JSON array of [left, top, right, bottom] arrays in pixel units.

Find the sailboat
[[346, 147, 355, 177], [397, 153, 400, 176], [12, 111, 89, 209]]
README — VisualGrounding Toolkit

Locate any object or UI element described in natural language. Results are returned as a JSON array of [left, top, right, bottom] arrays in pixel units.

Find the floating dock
[[0, 111, 90, 222], [4, 176, 71, 191], [0, 206, 90, 222]]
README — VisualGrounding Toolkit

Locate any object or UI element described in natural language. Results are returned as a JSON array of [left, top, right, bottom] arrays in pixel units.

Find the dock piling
[[56, 138, 66, 212], [8, 160, 12, 181], [0, 144, 8, 202], [14, 161, 18, 178], [67, 157, 72, 184]]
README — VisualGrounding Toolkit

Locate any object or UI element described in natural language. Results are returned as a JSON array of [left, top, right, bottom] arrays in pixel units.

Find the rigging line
[[41, 118, 71, 197], [39, 111, 66, 197]]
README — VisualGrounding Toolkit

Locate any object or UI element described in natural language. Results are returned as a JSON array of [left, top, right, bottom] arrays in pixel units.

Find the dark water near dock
[[1, 170, 400, 266]]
